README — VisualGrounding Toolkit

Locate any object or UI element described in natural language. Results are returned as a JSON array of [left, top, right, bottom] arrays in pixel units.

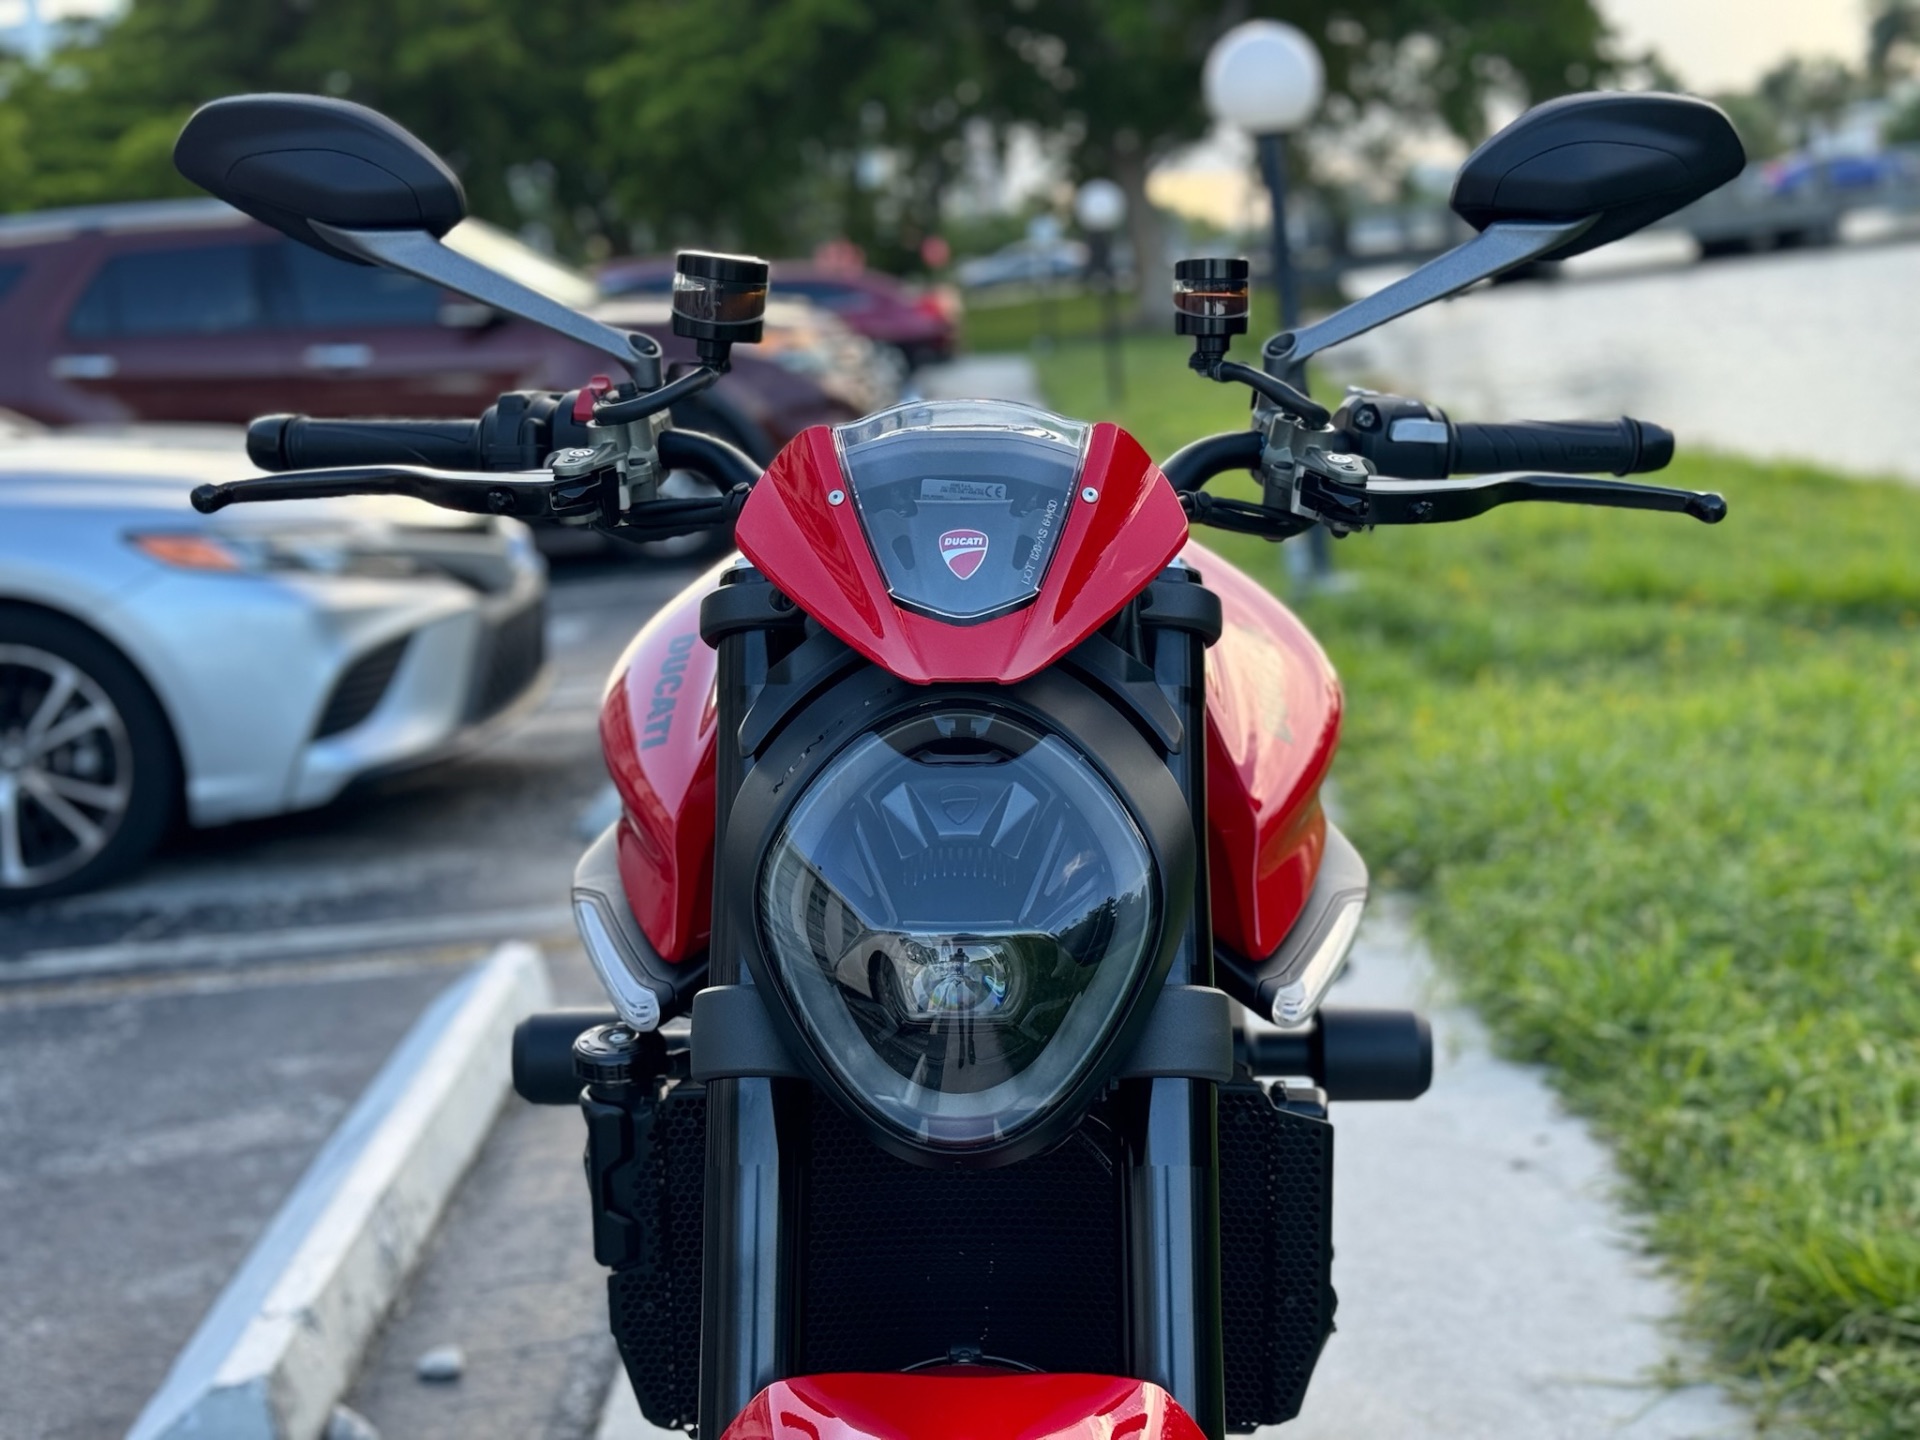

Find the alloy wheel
[[0, 644, 135, 892]]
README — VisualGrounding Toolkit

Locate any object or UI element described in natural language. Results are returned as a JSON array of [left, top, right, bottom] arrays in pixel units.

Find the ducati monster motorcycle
[[175, 89, 1744, 1438]]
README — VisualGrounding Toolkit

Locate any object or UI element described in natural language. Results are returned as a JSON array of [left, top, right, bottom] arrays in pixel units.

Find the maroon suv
[[0, 200, 856, 459]]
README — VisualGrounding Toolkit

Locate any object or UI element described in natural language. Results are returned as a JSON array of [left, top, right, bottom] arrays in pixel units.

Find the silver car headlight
[[129, 528, 421, 578]]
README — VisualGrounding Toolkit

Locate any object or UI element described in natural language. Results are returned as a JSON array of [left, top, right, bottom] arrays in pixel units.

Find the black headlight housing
[[724, 665, 1195, 1168]]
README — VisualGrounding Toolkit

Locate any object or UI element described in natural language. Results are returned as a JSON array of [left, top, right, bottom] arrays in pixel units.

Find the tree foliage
[[1, 0, 1613, 264]]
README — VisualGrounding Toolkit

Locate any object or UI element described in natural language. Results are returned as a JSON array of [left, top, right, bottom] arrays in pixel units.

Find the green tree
[[2, 0, 1614, 274], [0, 0, 619, 251]]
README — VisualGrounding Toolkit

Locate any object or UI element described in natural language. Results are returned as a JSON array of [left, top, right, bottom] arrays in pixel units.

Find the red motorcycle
[[177, 88, 1742, 1438]]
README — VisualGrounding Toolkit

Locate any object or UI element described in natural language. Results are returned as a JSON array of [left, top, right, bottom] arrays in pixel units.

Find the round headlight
[[757, 708, 1158, 1156]]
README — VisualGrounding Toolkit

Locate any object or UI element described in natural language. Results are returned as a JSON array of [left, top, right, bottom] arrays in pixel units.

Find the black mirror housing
[[175, 94, 466, 265], [1450, 92, 1744, 260]]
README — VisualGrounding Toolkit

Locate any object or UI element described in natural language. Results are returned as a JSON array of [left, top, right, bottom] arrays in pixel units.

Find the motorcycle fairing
[[599, 556, 727, 963], [1190, 541, 1343, 962], [717, 1373, 1208, 1440], [599, 546, 1344, 973], [732, 421, 1189, 684]]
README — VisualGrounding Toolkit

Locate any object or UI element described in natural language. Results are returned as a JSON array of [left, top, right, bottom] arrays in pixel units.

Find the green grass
[[959, 289, 1113, 353], [1040, 334, 1920, 1437]]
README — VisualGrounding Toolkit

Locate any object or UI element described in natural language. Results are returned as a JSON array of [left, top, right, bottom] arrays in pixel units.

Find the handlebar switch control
[[1334, 392, 1454, 479]]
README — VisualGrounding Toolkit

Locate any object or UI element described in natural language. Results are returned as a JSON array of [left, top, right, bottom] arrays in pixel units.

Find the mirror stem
[[310, 221, 664, 390], [1264, 215, 1597, 374]]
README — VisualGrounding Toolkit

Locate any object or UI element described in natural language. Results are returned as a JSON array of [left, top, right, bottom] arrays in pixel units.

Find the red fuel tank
[[599, 547, 1340, 969], [1187, 540, 1342, 964]]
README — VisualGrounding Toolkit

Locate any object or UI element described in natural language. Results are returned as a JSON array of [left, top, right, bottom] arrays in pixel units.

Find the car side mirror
[[174, 94, 659, 387], [1265, 90, 1744, 378], [1450, 91, 1745, 260]]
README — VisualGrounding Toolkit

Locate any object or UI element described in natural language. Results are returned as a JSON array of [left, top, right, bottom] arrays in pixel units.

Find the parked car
[[599, 258, 958, 367], [0, 199, 859, 462], [954, 237, 1089, 290], [0, 417, 549, 901]]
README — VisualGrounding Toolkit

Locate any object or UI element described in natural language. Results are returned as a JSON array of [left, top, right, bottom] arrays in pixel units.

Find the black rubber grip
[[1449, 417, 1674, 477], [247, 414, 485, 473]]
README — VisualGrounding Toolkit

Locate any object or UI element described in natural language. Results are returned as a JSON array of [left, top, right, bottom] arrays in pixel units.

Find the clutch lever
[[1359, 473, 1727, 526], [190, 466, 594, 521]]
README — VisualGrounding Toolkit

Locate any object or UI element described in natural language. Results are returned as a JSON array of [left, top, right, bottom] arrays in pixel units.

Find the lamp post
[[1075, 178, 1128, 403], [1203, 20, 1325, 341], [1204, 20, 1333, 588]]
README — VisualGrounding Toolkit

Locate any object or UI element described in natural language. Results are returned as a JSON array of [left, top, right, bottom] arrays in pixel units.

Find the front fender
[[719, 1373, 1206, 1440]]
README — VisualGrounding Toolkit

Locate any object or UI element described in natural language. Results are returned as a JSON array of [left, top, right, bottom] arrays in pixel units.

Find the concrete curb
[[127, 941, 553, 1440]]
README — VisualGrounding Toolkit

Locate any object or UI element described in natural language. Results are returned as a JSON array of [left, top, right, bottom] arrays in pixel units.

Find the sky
[[1599, 0, 1865, 93]]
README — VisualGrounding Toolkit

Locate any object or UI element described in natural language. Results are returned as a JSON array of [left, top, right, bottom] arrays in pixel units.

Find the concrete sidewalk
[[1271, 904, 1746, 1439]]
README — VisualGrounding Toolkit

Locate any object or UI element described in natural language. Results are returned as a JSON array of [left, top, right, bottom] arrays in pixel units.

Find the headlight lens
[[758, 708, 1157, 1153], [129, 529, 420, 578]]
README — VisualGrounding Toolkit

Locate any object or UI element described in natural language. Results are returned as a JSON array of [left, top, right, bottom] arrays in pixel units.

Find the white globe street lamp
[[1074, 178, 1130, 401], [1073, 178, 1128, 234], [1204, 20, 1325, 335]]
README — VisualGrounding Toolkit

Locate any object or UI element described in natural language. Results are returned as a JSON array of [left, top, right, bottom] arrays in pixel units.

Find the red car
[[0, 200, 857, 460], [600, 258, 959, 367]]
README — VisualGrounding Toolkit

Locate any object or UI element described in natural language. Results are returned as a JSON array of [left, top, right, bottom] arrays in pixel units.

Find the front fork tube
[[699, 583, 796, 1433], [1130, 571, 1226, 1437]]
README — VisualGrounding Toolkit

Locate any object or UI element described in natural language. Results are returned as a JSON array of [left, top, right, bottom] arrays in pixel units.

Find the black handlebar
[[658, 429, 762, 491], [1449, 416, 1673, 477], [1160, 429, 1265, 492], [1334, 392, 1674, 479], [248, 414, 484, 472], [248, 391, 591, 475]]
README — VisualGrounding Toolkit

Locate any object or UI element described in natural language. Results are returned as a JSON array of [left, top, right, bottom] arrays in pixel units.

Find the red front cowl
[[718, 1373, 1208, 1440], [733, 422, 1190, 684]]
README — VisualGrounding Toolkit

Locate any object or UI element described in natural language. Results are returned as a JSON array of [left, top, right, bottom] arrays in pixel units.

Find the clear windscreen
[[835, 400, 1090, 623]]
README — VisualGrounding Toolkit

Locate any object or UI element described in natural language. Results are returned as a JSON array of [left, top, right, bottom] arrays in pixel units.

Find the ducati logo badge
[[939, 529, 988, 580]]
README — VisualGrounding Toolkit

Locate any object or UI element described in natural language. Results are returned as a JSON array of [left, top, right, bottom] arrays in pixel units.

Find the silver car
[[0, 418, 548, 902]]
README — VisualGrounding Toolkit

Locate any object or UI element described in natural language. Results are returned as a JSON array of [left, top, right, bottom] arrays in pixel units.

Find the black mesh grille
[[1218, 1084, 1336, 1430], [601, 1079, 1332, 1433], [468, 598, 545, 721], [608, 1081, 706, 1431], [798, 1087, 1125, 1375], [313, 634, 409, 738]]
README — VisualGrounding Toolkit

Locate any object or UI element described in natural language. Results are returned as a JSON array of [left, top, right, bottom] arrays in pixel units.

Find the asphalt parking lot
[[0, 552, 700, 1440]]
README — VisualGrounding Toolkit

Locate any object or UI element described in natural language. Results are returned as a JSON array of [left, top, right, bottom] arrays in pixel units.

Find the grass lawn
[[1039, 334, 1920, 1437]]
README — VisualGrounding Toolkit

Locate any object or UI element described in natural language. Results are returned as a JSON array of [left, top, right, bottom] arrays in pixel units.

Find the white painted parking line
[[126, 942, 552, 1440], [6, 904, 572, 984]]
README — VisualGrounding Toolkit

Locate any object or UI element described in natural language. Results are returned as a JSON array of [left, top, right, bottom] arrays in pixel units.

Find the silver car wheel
[[0, 644, 134, 891]]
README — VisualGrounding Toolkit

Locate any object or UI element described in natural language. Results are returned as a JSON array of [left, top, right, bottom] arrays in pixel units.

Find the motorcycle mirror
[[174, 94, 466, 262], [1450, 92, 1745, 260], [1264, 90, 1744, 380], [174, 94, 661, 388]]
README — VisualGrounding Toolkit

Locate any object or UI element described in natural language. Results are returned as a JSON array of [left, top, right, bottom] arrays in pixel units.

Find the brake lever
[[1362, 474, 1727, 525], [190, 466, 595, 520]]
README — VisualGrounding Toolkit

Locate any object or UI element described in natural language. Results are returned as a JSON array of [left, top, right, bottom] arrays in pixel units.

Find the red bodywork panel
[[599, 559, 725, 964], [599, 454, 1341, 970], [1190, 540, 1342, 962], [732, 423, 1189, 684], [718, 1373, 1207, 1440]]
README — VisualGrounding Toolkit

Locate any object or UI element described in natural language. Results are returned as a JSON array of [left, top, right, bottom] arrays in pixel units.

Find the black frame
[[696, 563, 1227, 1438]]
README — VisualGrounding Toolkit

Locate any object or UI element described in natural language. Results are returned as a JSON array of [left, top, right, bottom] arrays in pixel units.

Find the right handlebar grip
[[247, 414, 485, 473], [1450, 417, 1673, 476]]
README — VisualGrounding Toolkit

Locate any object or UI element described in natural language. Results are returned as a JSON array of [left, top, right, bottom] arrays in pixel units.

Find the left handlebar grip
[[247, 414, 485, 473], [1448, 417, 1674, 477]]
